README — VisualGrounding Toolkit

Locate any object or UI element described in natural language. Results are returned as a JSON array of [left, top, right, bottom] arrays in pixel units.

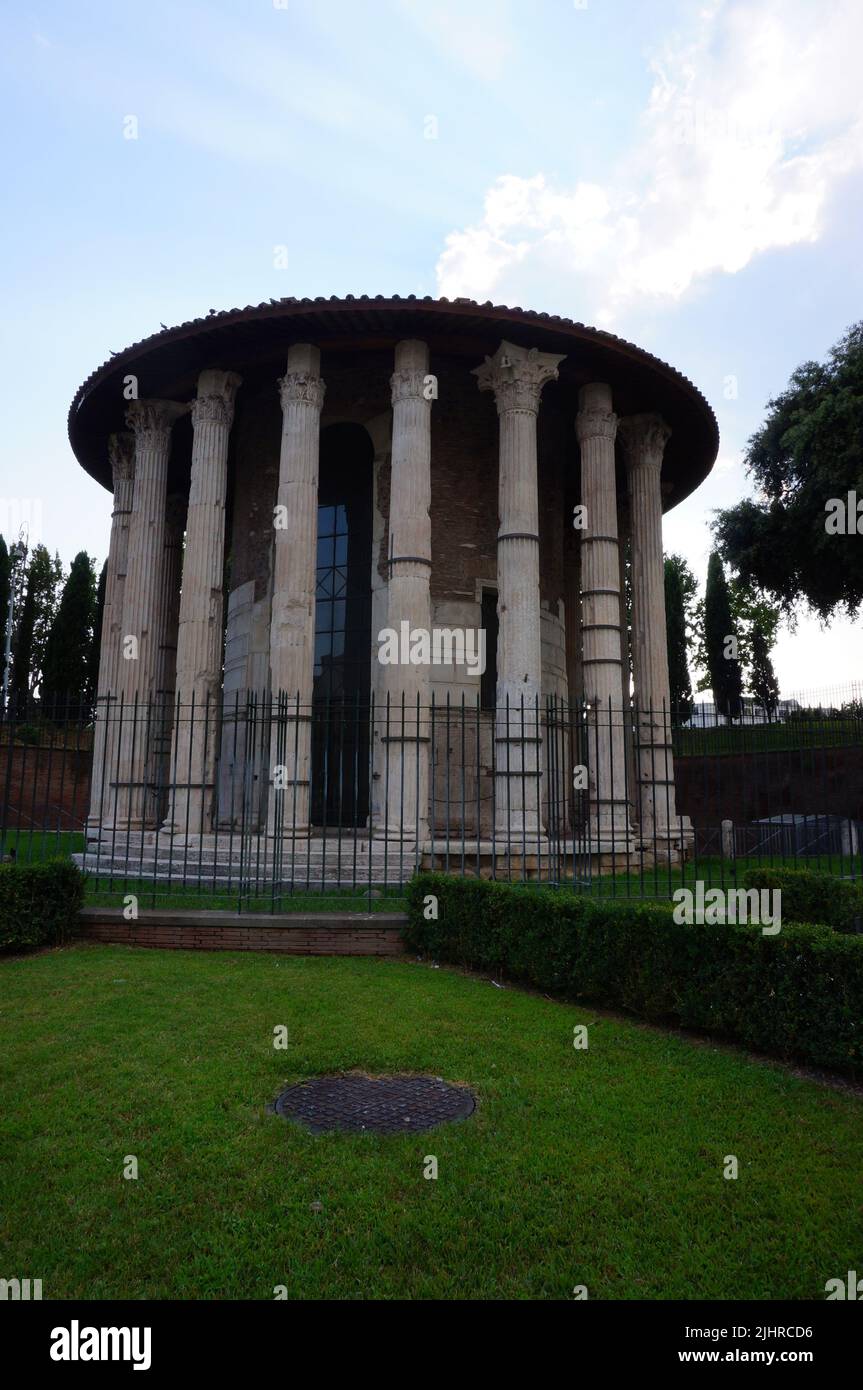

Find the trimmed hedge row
[[0, 860, 85, 951], [743, 866, 862, 935], [405, 873, 863, 1076]]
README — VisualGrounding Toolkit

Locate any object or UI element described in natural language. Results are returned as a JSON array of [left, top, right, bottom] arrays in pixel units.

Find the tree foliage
[[9, 544, 63, 711], [749, 626, 780, 719], [701, 551, 744, 719], [664, 554, 695, 717], [0, 537, 9, 694], [713, 321, 863, 620], [89, 560, 107, 708], [41, 552, 97, 714]]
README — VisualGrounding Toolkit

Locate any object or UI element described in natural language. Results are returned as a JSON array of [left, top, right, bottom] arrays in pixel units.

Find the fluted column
[[618, 509, 638, 827], [88, 432, 135, 829], [113, 398, 186, 828], [158, 494, 187, 708], [268, 344, 325, 838], [377, 340, 433, 842], [474, 340, 564, 840], [164, 370, 241, 834], [151, 493, 187, 820], [564, 522, 582, 707], [563, 518, 583, 836], [620, 413, 681, 846], [576, 383, 634, 852]]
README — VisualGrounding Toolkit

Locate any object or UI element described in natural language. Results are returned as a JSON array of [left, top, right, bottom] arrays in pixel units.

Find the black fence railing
[[1, 690, 861, 910]]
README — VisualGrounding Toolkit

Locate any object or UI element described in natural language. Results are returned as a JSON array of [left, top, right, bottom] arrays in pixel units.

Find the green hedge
[[743, 867, 862, 935], [0, 860, 85, 951], [405, 873, 863, 1076]]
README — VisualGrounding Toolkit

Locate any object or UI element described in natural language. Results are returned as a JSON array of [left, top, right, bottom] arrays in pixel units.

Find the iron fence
[[1, 689, 861, 910]]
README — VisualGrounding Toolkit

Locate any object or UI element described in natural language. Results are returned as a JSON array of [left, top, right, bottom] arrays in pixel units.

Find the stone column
[[474, 341, 564, 840], [377, 340, 433, 843], [88, 432, 135, 830], [268, 345, 325, 839], [164, 370, 241, 834], [563, 511, 583, 836], [114, 398, 186, 829], [618, 508, 638, 828], [151, 492, 187, 822], [620, 413, 682, 848], [564, 525, 582, 708], [576, 383, 634, 852]]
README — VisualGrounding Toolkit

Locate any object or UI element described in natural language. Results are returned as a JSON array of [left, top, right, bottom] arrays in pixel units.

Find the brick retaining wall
[[78, 909, 406, 955]]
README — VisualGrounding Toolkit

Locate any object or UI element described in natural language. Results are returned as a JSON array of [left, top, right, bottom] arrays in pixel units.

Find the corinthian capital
[[277, 371, 326, 413], [618, 413, 671, 470], [125, 399, 188, 446], [192, 369, 242, 430], [576, 382, 617, 445], [390, 368, 428, 406], [108, 431, 135, 484], [472, 340, 565, 416]]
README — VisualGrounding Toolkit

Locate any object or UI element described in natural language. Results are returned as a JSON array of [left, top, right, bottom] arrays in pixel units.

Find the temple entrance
[[310, 424, 374, 827]]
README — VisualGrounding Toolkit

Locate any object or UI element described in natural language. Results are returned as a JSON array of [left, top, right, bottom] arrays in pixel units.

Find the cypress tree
[[87, 560, 107, 714], [41, 552, 97, 717], [750, 626, 780, 721], [664, 555, 693, 721], [704, 551, 743, 721]]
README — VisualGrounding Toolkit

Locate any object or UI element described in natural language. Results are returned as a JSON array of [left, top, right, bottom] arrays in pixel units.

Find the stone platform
[[76, 827, 686, 888]]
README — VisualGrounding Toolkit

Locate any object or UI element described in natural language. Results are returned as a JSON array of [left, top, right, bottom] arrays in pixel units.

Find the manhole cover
[[273, 1074, 476, 1134]]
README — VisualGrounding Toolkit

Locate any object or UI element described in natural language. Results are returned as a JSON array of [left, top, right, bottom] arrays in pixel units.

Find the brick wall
[[223, 350, 572, 694], [1, 744, 91, 830], [675, 743, 863, 825], [78, 909, 406, 955]]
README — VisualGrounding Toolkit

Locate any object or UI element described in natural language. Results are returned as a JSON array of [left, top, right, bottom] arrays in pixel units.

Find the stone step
[[83, 838, 407, 859], [78, 851, 411, 873], [73, 854, 410, 887]]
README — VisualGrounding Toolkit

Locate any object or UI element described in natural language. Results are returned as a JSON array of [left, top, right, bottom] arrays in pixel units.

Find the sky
[[1, 0, 862, 700]]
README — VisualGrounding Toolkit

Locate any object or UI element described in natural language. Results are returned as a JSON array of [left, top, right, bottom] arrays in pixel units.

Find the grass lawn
[[1, 943, 860, 1300]]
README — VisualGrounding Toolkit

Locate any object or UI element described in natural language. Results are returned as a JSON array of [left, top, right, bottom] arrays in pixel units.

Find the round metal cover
[[274, 1073, 476, 1134]]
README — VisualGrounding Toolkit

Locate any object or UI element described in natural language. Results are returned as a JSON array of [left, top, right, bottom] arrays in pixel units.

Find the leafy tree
[[88, 560, 107, 711], [749, 626, 780, 720], [0, 536, 9, 696], [664, 554, 694, 718], [10, 578, 36, 716], [700, 551, 743, 721], [2, 538, 27, 712], [714, 321, 863, 620], [729, 581, 780, 681], [10, 544, 63, 711], [42, 552, 97, 715]]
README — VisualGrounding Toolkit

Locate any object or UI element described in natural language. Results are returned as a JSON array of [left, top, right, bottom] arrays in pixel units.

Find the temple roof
[[69, 293, 719, 506]]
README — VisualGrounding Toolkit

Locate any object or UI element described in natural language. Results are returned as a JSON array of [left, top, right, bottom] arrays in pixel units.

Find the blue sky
[[2, 0, 862, 696]]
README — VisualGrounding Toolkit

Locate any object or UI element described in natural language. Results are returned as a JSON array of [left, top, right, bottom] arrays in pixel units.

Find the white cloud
[[436, 0, 863, 320]]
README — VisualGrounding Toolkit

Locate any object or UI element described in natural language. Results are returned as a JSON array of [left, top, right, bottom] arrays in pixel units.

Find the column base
[[266, 825, 313, 843], [372, 824, 427, 846], [645, 815, 694, 854]]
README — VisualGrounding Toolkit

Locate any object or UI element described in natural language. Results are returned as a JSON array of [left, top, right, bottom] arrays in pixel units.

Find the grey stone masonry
[[576, 383, 634, 851], [268, 344, 326, 837], [474, 340, 564, 839], [113, 398, 186, 829], [164, 369, 241, 834]]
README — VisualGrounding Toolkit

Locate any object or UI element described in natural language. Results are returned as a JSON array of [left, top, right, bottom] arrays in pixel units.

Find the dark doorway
[[311, 424, 374, 826], [480, 587, 499, 710]]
